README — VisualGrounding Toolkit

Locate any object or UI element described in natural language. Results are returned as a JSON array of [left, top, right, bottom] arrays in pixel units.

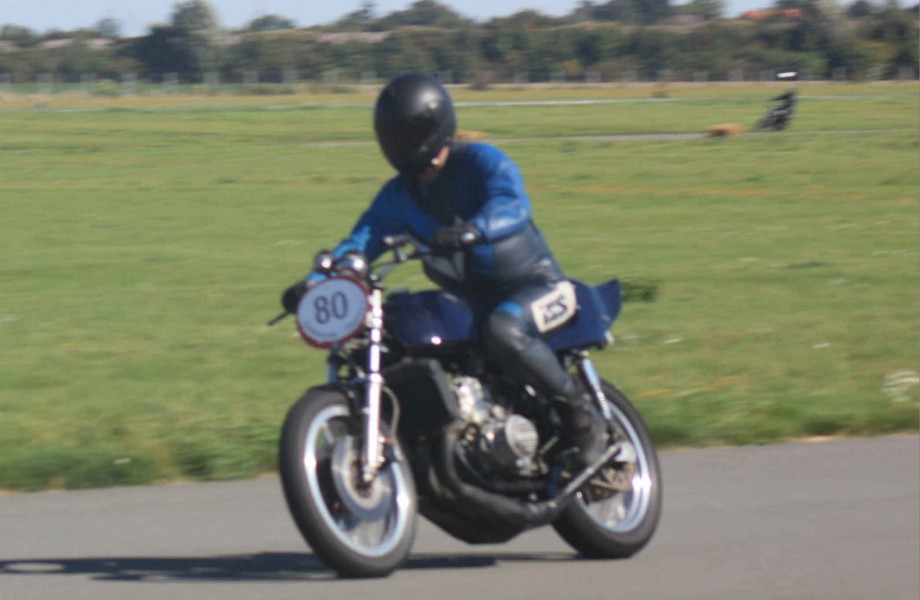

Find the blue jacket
[[329, 142, 564, 298]]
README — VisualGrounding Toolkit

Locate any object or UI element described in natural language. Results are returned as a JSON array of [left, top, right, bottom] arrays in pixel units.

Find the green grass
[[0, 82, 916, 490]]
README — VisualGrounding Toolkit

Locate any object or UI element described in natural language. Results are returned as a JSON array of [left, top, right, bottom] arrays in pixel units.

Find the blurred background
[[0, 0, 917, 88], [0, 1, 916, 492]]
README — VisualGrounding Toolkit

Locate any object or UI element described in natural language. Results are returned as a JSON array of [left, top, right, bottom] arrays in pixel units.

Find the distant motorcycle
[[272, 235, 662, 578], [756, 90, 796, 131]]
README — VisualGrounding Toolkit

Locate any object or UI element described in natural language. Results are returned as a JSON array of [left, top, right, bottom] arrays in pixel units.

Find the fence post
[[163, 73, 178, 94], [81, 73, 95, 93], [37, 73, 53, 95], [122, 72, 137, 95]]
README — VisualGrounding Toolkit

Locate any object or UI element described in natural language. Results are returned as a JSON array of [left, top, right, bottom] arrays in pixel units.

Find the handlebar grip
[[382, 234, 411, 249], [459, 230, 478, 245]]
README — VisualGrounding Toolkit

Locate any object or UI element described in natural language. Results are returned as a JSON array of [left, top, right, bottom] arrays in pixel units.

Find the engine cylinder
[[480, 414, 539, 472]]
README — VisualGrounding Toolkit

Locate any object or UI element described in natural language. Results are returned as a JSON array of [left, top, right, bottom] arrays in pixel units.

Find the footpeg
[[560, 442, 623, 496]]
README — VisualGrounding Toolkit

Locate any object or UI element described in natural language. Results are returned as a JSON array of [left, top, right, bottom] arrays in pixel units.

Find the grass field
[[0, 82, 917, 490]]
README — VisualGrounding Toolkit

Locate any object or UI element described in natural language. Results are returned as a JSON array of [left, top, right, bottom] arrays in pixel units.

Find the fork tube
[[361, 288, 385, 483], [577, 355, 613, 422]]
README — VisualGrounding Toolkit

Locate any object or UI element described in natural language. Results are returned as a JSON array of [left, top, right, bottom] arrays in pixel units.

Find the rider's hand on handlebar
[[430, 224, 480, 256], [281, 281, 307, 314]]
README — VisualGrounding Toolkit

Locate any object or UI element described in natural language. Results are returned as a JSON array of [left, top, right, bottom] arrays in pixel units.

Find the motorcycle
[[756, 90, 796, 131], [272, 235, 662, 578]]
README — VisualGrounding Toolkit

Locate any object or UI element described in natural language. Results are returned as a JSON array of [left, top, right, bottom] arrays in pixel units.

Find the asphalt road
[[1, 435, 917, 600]]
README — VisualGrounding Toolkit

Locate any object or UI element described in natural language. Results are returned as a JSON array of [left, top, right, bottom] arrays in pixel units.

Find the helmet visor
[[377, 114, 439, 173]]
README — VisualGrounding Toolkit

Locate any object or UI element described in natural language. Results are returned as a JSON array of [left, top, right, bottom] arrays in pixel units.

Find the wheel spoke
[[302, 404, 413, 558], [319, 423, 337, 449], [579, 397, 654, 532]]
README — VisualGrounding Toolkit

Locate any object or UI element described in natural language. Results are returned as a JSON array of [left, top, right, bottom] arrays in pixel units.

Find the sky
[[0, 0, 774, 37]]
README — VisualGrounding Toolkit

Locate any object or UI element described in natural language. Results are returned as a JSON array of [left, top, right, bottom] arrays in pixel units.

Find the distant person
[[771, 90, 796, 115], [759, 89, 797, 130], [283, 71, 606, 470]]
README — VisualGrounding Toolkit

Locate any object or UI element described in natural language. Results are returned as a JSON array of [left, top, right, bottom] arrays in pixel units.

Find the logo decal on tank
[[531, 281, 577, 333]]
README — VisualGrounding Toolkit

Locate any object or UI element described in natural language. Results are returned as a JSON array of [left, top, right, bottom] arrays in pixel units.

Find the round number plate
[[296, 277, 370, 349]]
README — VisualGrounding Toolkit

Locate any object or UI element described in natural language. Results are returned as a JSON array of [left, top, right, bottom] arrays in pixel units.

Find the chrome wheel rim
[[580, 401, 654, 533], [302, 404, 412, 557]]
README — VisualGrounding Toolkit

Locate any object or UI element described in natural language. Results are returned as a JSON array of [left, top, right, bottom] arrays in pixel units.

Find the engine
[[451, 376, 541, 478]]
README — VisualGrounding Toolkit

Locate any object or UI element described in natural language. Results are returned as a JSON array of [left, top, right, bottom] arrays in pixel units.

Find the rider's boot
[[554, 388, 608, 472]]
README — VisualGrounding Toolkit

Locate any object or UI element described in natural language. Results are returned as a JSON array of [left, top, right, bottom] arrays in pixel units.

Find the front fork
[[361, 289, 386, 485], [324, 288, 387, 485], [576, 353, 614, 427]]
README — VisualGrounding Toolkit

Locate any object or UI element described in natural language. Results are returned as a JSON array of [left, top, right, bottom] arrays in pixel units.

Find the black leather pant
[[481, 281, 575, 399]]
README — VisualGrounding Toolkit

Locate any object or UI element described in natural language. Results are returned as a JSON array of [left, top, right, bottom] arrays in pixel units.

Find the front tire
[[553, 380, 662, 558], [279, 387, 417, 578]]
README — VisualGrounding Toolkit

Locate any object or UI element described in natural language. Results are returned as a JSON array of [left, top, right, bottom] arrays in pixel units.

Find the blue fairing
[[384, 290, 479, 348], [545, 279, 621, 351], [384, 279, 621, 352]]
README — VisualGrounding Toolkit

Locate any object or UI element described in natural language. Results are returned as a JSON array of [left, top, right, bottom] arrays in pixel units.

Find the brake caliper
[[586, 442, 637, 501]]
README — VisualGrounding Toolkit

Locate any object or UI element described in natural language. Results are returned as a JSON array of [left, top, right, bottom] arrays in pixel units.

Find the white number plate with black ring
[[296, 277, 370, 349]]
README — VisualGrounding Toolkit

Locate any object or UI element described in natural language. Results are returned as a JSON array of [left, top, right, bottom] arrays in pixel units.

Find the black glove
[[281, 281, 307, 314], [430, 224, 480, 256]]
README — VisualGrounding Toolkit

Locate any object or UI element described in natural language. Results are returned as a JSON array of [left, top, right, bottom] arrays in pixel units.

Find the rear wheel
[[553, 380, 661, 558], [279, 387, 417, 578]]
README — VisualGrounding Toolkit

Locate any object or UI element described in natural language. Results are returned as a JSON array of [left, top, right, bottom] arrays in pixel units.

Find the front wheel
[[279, 387, 417, 578], [553, 380, 662, 558]]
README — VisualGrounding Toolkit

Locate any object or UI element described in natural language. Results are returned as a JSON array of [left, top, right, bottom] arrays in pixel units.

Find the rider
[[770, 90, 796, 118], [283, 71, 606, 470]]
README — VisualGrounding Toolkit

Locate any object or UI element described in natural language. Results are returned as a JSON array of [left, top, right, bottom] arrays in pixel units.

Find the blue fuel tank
[[383, 279, 621, 352]]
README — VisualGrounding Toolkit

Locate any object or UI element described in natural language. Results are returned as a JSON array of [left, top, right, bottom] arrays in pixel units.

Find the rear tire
[[553, 381, 661, 559], [279, 387, 417, 578]]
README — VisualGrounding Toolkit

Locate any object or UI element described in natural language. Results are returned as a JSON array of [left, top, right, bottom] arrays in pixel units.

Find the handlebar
[[380, 234, 428, 267], [269, 236, 426, 327], [267, 311, 290, 326], [382, 234, 412, 249]]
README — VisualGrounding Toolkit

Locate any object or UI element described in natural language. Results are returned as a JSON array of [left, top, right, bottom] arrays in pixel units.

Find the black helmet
[[374, 71, 456, 174]]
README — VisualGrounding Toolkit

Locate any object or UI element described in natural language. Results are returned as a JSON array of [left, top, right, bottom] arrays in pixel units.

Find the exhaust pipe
[[437, 425, 621, 530]]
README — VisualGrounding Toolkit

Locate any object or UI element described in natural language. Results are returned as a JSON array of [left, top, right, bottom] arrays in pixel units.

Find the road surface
[[1, 435, 917, 600]]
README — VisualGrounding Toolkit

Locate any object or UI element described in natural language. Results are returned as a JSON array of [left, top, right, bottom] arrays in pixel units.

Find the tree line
[[0, 0, 916, 87]]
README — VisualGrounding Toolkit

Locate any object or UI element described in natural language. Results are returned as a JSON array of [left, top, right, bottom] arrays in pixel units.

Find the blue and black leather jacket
[[327, 142, 564, 300]]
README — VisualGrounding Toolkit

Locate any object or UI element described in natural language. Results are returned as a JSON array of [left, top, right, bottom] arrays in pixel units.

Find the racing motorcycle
[[756, 90, 796, 131], [271, 235, 661, 578]]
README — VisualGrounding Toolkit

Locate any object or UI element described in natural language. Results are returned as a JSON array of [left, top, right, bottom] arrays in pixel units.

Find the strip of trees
[[0, 0, 916, 86]]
